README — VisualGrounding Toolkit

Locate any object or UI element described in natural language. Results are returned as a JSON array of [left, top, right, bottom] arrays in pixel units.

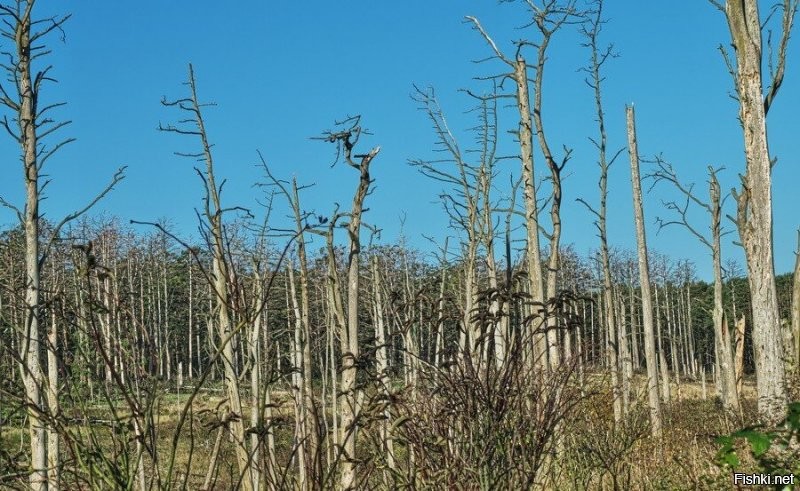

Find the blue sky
[[0, 1, 797, 281]]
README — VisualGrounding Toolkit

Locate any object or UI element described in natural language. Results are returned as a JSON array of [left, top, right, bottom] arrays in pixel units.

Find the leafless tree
[[0, 3, 124, 488], [625, 105, 662, 438], [261, 162, 322, 488], [576, 0, 625, 425], [465, 14, 549, 370], [650, 160, 740, 415], [159, 64, 253, 490], [316, 117, 379, 490], [711, 0, 797, 424], [792, 231, 800, 372]]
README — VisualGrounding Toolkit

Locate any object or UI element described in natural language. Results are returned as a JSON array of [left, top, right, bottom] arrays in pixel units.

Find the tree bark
[[710, 171, 740, 415], [722, 0, 789, 424], [735, 314, 746, 396], [626, 105, 663, 438], [514, 58, 547, 370], [288, 265, 309, 488], [371, 257, 396, 479], [792, 231, 800, 370], [323, 125, 379, 490], [655, 284, 671, 402], [14, 6, 48, 488], [581, 7, 622, 422], [174, 64, 252, 490], [46, 273, 60, 490]]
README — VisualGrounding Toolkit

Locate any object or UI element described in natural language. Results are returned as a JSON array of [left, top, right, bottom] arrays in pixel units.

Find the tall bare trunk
[[320, 125, 379, 490], [464, 18, 547, 369], [296, 223, 320, 488], [655, 285, 671, 402], [721, 0, 791, 424], [435, 241, 448, 368], [371, 257, 395, 479], [710, 171, 740, 415], [514, 58, 547, 369], [626, 105, 663, 438], [735, 315, 746, 396], [531, 42, 565, 371], [579, 5, 622, 419], [162, 64, 253, 490], [616, 289, 632, 414], [15, 6, 47, 488], [249, 266, 266, 491], [792, 231, 800, 370], [288, 265, 308, 488], [47, 280, 59, 490]]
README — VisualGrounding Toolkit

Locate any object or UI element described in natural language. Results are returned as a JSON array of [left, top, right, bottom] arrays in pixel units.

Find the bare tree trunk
[[664, 285, 674, 372], [288, 265, 308, 489], [320, 123, 379, 490], [249, 266, 266, 491], [296, 228, 320, 489], [531, 34, 567, 372], [629, 284, 641, 370], [578, 11, 624, 401], [162, 257, 171, 382], [371, 257, 396, 480], [410, 86, 485, 366], [486, 247, 504, 368], [616, 289, 632, 414], [263, 172, 323, 487], [401, 253, 420, 388], [654, 285, 671, 402], [792, 231, 800, 371], [514, 57, 547, 370], [462, 250, 478, 361], [735, 314, 746, 396], [686, 283, 698, 377], [212, 235, 250, 491], [579, 9, 622, 416], [650, 160, 741, 408], [465, 17, 547, 369], [435, 241, 448, 368], [47, 281, 59, 490], [327, 287, 339, 466], [161, 64, 252, 490], [719, 0, 793, 424], [710, 171, 740, 415], [10, 6, 47, 487], [626, 105, 663, 438]]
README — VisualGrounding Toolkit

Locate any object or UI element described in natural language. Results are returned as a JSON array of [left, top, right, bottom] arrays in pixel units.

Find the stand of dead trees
[[0, 0, 799, 489]]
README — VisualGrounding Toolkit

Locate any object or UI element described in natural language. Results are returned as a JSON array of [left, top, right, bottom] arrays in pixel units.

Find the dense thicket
[[1, 0, 798, 489], [1, 219, 794, 391]]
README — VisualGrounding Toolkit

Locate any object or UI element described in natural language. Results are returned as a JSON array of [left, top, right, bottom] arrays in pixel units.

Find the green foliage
[[715, 402, 800, 476]]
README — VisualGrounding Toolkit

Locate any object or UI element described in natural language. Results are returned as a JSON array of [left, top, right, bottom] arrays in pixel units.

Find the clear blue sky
[[0, 1, 797, 281]]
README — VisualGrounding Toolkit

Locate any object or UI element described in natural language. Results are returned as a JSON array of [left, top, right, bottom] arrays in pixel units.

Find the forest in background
[[1, 0, 799, 489]]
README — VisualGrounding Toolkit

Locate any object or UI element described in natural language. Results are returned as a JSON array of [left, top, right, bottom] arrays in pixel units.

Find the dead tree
[[792, 230, 800, 371], [158, 64, 253, 491], [575, 0, 624, 424], [0, 3, 123, 489], [524, 1, 579, 371], [711, 0, 797, 424], [650, 161, 740, 415], [317, 117, 379, 490], [410, 86, 490, 366], [465, 15, 547, 370], [626, 105, 662, 438], [370, 255, 396, 479], [260, 162, 322, 487]]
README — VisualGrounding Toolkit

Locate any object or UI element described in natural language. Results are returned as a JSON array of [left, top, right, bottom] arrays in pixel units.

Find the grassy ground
[[0, 375, 783, 490]]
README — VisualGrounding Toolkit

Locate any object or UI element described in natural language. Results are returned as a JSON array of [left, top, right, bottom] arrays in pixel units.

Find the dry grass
[[0, 374, 779, 490]]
